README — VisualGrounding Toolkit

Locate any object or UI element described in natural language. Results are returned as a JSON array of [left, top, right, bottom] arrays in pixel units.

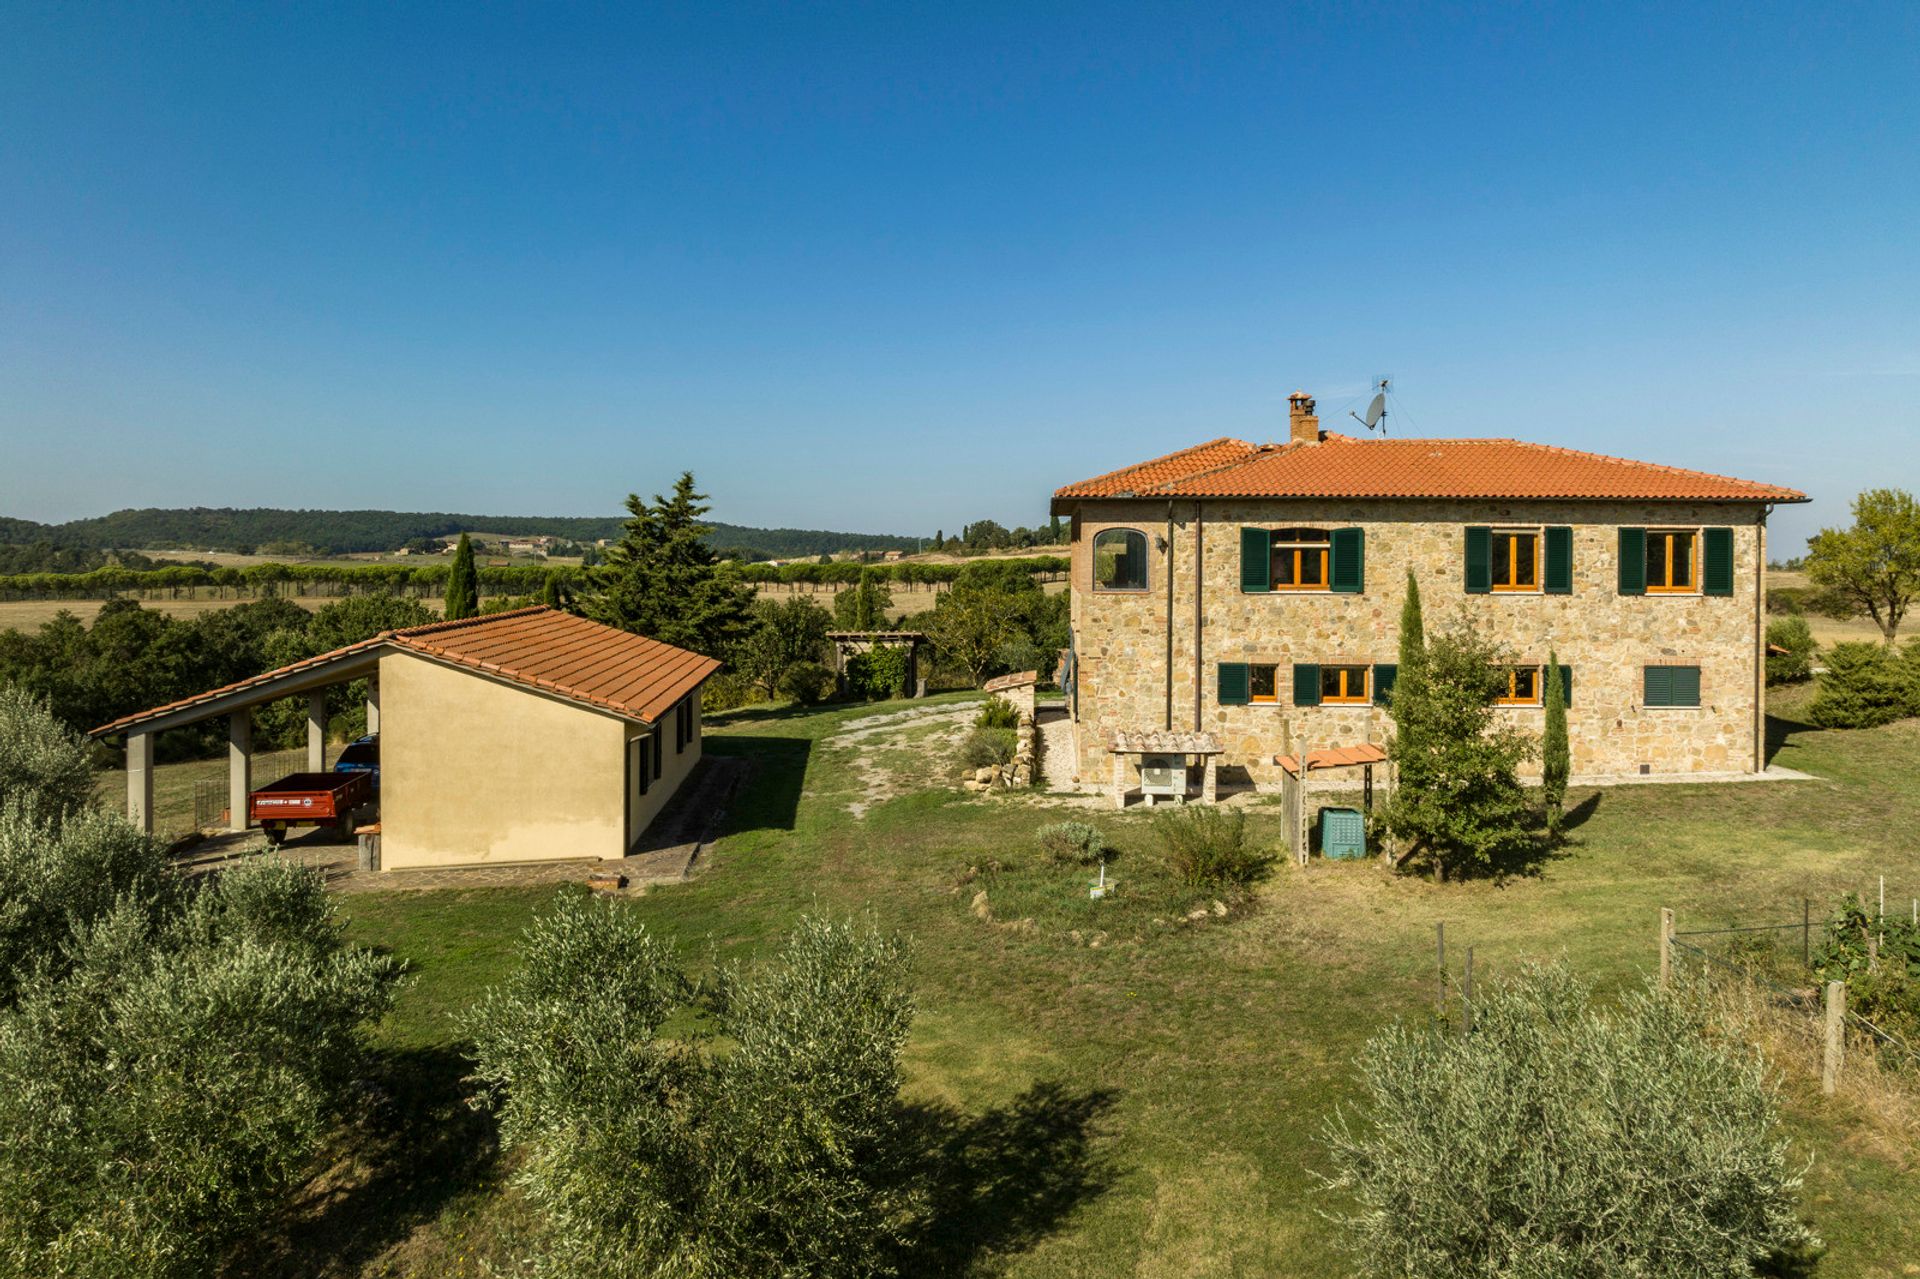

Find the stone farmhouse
[[1050, 392, 1807, 791]]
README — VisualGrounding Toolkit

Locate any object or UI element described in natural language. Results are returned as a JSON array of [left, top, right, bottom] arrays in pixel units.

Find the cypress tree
[[1398, 568, 1426, 676], [541, 570, 563, 609], [444, 533, 479, 621], [1542, 648, 1569, 837]]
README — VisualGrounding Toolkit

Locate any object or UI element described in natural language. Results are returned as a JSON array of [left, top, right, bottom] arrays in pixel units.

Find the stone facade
[[1064, 498, 1770, 788]]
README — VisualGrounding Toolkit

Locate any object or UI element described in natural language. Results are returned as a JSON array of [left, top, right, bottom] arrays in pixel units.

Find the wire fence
[[1664, 888, 1920, 1081]]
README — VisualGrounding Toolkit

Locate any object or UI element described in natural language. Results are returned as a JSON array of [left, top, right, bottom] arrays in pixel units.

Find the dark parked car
[[333, 734, 379, 791]]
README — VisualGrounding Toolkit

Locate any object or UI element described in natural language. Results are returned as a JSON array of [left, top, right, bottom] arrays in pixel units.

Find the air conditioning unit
[[1138, 753, 1189, 799]]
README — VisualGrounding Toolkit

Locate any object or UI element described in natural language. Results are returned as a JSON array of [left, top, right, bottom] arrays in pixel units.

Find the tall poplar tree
[[580, 473, 757, 656], [444, 533, 479, 620]]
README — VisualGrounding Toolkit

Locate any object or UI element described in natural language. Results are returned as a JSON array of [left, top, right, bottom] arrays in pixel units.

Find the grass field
[[228, 681, 1920, 1278]]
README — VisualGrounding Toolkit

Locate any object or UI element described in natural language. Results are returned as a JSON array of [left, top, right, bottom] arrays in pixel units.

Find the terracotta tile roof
[[1056, 433, 1807, 503], [1052, 437, 1262, 498], [91, 607, 720, 737], [1274, 742, 1390, 775]]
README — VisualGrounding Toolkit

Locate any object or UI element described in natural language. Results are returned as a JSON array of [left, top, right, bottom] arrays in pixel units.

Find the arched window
[[1092, 528, 1149, 591]]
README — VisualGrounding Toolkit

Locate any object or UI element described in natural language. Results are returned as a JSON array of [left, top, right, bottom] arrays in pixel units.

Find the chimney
[[1288, 390, 1320, 445]]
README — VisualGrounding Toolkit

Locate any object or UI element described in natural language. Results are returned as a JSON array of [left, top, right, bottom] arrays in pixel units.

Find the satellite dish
[[1350, 376, 1392, 434]]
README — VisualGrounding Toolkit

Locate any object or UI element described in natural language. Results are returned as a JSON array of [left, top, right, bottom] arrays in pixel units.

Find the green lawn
[[303, 684, 1920, 1278]]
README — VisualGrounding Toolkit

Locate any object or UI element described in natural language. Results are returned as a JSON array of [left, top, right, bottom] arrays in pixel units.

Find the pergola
[[826, 631, 928, 698]]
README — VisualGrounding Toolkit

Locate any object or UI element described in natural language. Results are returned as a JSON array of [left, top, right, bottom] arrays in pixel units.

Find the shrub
[[1809, 641, 1909, 728], [1811, 892, 1920, 1041], [1765, 615, 1817, 684], [958, 726, 1016, 771], [0, 685, 96, 818], [1320, 963, 1816, 1277], [974, 696, 1021, 730], [464, 901, 921, 1279], [846, 644, 911, 700], [779, 660, 835, 705], [1036, 820, 1109, 866], [701, 671, 764, 714], [1152, 805, 1264, 889], [0, 859, 402, 1279], [0, 801, 175, 1010]]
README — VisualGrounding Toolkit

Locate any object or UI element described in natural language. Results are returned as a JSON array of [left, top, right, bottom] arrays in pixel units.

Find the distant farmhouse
[[1050, 391, 1807, 791]]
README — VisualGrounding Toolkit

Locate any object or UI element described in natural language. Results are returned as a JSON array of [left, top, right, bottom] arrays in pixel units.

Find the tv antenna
[[1350, 375, 1391, 435]]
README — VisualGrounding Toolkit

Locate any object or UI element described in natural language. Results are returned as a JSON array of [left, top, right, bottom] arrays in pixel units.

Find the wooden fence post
[[1823, 980, 1846, 1096], [1659, 908, 1674, 990], [1435, 922, 1446, 1020], [1463, 946, 1475, 1037]]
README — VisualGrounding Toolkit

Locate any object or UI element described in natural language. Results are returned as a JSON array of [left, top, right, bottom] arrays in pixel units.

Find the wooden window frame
[[1248, 663, 1280, 704], [1320, 665, 1370, 705], [1490, 528, 1543, 594], [1270, 528, 1332, 593], [1645, 528, 1699, 595], [1496, 665, 1543, 706], [1091, 527, 1151, 593]]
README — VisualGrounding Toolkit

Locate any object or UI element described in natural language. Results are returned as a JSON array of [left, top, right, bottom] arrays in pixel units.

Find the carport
[[91, 607, 721, 870]]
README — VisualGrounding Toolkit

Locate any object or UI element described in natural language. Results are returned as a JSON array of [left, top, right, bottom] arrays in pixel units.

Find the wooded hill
[[0, 508, 920, 560]]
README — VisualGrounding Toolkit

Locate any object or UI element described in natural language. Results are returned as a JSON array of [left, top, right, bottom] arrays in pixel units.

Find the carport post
[[126, 731, 154, 835], [229, 710, 253, 832], [307, 691, 327, 772]]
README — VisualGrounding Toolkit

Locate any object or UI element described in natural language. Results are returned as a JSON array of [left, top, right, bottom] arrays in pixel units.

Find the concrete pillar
[[126, 731, 154, 835], [229, 710, 253, 832], [365, 678, 381, 734], [307, 691, 327, 772]]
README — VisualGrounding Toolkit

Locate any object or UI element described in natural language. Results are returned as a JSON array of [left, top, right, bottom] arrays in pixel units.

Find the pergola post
[[229, 710, 253, 832], [366, 678, 381, 734], [126, 731, 154, 835], [307, 691, 327, 772]]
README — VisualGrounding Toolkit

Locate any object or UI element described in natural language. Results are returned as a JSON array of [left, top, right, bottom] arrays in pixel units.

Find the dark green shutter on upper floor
[[1330, 527, 1365, 593], [1464, 526, 1492, 594], [1372, 663, 1398, 706], [1703, 527, 1735, 596], [1293, 663, 1321, 706], [1218, 662, 1250, 706], [1240, 528, 1271, 593], [1618, 528, 1647, 595], [1544, 526, 1573, 594]]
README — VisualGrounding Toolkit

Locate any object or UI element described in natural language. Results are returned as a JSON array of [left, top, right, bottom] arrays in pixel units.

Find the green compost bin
[[1318, 807, 1367, 860]]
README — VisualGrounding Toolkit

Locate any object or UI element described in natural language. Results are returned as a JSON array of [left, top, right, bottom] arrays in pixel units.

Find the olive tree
[[465, 901, 921, 1278], [1321, 964, 1817, 1277], [0, 685, 95, 817], [1804, 487, 1920, 642]]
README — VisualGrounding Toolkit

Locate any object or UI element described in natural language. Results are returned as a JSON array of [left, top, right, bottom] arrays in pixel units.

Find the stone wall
[[1066, 498, 1768, 788]]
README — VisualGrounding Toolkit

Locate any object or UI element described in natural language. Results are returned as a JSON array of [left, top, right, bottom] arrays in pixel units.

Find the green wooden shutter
[[1464, 526, 1492, 594], [1372, 663, 1398, 706], [1618, 528, 1647, 595], [1703, 527, 1734, 596], [1217, 662, 1250, 706], [1293, 663, 1321, 706], [1544, 526, 1574, 594], [1330, 527, 1365, 593], [1644, 665, 1673, 707], [1672, 665, 1701, 706], [1240, 527, 1271, 593], [1556, 665, 1572, 706]]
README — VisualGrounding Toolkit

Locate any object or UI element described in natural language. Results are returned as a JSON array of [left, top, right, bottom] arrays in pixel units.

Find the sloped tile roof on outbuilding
[[91, 606, 720, 737], [1054, 433, 1807, 504]]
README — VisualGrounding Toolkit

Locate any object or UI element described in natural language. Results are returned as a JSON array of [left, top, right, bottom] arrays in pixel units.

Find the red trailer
[[249, 771, 373, 845]]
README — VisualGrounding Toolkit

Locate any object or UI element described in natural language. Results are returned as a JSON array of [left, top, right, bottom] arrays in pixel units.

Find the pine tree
[[1542, 648, 1569, 837], [444, 533, 479, 621], [934, 530, 943, 549], [579, 473, 757, 656]]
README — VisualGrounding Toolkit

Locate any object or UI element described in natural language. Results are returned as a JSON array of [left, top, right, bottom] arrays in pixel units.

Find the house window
[[1491, 530, 1540, 592], [1644, 664, 1702, 708], [1646, 530, 1697, 593], [1270, 528, 1330, 591], [1320, 665, 1370, 704], [1497, 666, 1542, 706], [1093, 529, 1148, 591], [1249, 664, 1280, 703]]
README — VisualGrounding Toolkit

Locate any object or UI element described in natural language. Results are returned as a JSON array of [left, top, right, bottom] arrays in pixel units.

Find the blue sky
[[2, 2, 1914, 551]]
